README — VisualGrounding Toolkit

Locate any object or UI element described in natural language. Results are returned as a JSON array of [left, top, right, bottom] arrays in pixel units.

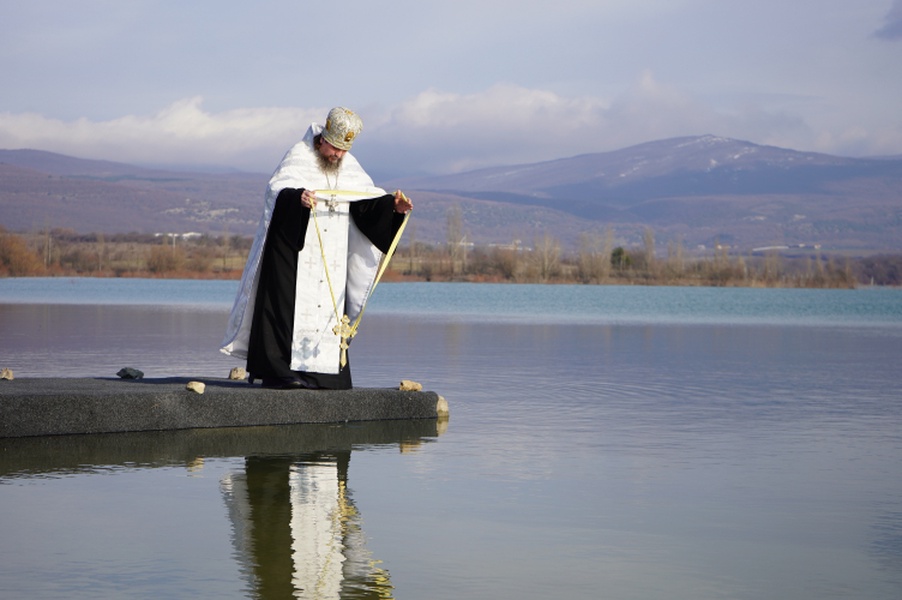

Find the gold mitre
[[322, 107, 363, 151]]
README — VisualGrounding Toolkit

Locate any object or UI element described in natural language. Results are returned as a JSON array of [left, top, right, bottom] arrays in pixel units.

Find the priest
[[220, 107, 412, 389]]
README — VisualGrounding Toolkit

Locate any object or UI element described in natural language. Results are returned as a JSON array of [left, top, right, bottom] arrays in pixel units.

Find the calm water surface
[[1, 279, 901, 599]]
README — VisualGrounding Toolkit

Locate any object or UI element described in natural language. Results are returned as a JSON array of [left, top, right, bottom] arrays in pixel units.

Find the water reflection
[[0, 420, 445, 599], [222, 454, 393, 599]]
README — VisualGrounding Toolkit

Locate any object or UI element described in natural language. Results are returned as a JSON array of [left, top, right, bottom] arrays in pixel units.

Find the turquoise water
[[2, 277, 901, 326], [374, 280, 902, 326], [2, 278, 902, 599]]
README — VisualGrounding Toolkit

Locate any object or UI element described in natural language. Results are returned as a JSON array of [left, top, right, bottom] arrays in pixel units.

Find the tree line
[[2, 225, 899, 287]]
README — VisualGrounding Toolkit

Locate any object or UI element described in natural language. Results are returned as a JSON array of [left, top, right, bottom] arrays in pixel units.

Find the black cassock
[[246, 188, 404, 389]]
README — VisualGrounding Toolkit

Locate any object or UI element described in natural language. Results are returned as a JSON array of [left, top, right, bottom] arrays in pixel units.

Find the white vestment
[[220, 123, 386, 374]]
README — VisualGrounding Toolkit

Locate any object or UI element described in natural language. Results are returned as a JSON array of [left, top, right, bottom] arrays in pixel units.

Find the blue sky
[[2, 0, 901, 179]]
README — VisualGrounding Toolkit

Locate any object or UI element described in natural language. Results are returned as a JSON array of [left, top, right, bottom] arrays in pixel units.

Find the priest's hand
[[394, 190, 413, 214], [301, 189, 317, 209]]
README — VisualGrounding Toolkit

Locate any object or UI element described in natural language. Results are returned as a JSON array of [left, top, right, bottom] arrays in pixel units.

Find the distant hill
[[0, 149, 266, 236], [384, 135, 902, 253], [3, 137, 901, 254]]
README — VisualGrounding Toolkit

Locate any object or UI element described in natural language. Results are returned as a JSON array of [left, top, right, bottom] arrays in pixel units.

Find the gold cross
[[332, 314, 356, 367]]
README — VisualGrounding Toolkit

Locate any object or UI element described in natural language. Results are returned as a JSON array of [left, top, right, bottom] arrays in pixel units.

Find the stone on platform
[[117, 367, 144, 379], [400, 379, 423, 391]]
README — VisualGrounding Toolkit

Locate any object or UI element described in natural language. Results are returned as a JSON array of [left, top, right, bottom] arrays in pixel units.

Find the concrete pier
[[0, 377, 448, 438]]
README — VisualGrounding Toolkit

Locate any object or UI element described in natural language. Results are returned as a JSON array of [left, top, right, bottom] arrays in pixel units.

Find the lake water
[[1, 278, 902, 599]]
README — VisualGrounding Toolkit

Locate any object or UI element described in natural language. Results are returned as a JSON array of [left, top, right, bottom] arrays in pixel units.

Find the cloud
[[0, 97, 323, 171], [359, 74, 817, 175], [2, 86, 621, 174], [2, 75, 900, 178], [874, 0, 902, 40], [365, 84, 610, 173]]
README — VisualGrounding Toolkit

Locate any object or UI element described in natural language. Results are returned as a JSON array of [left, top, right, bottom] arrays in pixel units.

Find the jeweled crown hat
[[322, 107, 363, 151]]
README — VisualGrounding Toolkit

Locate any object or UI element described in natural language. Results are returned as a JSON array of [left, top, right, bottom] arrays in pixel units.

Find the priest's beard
[[317, 151, 343, 175]]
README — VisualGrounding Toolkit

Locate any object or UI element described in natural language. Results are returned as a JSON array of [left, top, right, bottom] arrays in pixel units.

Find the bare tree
[[666, 236, 685, 280], [406, 221, 417, 275], [642, 227, 656, 277], [577, 229, 614, 283], [446, 205, 467, 276], [489, 240, 518, 280], [219, 225, 231, 273], [531, 233, 561, 282], [96, 232, 106, 273]]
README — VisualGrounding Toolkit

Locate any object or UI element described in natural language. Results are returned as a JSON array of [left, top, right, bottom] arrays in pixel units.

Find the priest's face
[[315, 137, 346, 174]]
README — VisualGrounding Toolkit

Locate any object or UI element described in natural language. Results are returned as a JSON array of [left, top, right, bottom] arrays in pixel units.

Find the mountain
[[384, 135, 902, 252], [389, 135, 876, 198], [3, 137, 902, 254], [0, 149, 266, 236]]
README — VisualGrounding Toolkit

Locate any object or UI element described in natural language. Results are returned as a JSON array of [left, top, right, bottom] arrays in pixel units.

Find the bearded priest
[[220, 107, 413, 389]]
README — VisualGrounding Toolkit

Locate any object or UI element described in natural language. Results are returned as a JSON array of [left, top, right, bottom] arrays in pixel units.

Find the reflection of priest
[[220, 107, 412, 389], [221, 453, 394, 599]]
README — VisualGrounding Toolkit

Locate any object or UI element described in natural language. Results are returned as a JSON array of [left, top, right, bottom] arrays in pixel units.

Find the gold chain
[[309, 190, 410, 368]]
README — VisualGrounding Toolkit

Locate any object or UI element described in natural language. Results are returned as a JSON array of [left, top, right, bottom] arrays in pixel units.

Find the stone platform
[[0, 377, 448, 438]]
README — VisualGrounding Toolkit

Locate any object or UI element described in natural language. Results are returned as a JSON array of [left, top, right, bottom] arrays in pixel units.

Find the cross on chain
[[332, 314, 356, 367]]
